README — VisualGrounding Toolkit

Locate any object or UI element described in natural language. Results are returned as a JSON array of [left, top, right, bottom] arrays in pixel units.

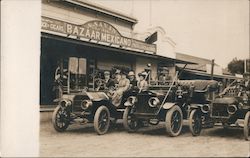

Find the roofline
[[156, 55, 196, 65], [180, 68, 242, 80], [176, 52, 219, 65], [64, 0, 138, 24]]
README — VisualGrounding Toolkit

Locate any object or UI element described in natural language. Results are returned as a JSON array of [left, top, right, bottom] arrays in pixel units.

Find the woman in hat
[[112, 70, 130, 107], [137, 71, 149, 92]]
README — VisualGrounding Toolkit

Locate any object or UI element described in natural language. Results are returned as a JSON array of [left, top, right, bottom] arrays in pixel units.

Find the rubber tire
[[165, 105, 183, 137], [243, 111, 250, 141], [94, 106, 110, 135], [222, 122, 229, 129], [189, 109, 202, 136], [123, 107, 139, 132], [52, 106, 70, 132]]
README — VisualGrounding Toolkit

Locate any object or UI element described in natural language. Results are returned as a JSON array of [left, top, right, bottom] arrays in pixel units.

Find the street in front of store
[[40, 119, 249, 157]]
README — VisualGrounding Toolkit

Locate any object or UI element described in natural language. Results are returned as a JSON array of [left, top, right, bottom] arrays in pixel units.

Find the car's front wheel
[[52, 106, 70, 132], [94, 106, 110, 135], [123, 107, 140, 132], [165, 105, 183, 137], [189, 109, 202, 136], [243, 111, 250, 141]]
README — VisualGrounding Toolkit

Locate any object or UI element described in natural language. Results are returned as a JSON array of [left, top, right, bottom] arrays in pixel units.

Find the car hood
[[137, 90, 165, 96], [61, 92, 109, 102], [85, 91, 109, 101], [213, 97, 237, 105], [61, 94, 76, 101]]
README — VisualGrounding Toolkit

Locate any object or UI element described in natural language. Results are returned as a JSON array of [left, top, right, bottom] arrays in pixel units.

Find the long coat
[[112, 78, 130, 106]]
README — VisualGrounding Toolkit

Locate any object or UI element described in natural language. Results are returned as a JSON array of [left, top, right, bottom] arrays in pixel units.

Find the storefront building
[[40, 0, 189, 105], [176, 52, 242, 88]]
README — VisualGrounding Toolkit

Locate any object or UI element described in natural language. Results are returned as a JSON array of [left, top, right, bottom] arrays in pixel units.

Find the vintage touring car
[[52, 75, 137, 135], [189, 78, 250, 140], [123, 71, 219, 136]]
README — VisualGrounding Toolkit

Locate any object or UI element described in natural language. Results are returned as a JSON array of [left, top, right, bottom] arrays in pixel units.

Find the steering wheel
[[94, 78, 105, 90], [106, 86, 116, 98]]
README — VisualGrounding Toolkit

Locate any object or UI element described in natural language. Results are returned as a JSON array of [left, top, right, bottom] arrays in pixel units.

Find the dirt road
[[40, 120, 249, 157]]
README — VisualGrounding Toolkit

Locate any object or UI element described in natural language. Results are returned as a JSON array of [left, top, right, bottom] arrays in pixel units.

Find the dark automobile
[[190, 79, 250, 140], [179, 80, 220, 135], [52, 84, 137, 135], [123, 70, 219, 136]]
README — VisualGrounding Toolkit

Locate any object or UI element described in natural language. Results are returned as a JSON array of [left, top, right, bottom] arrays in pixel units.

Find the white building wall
[[42, 1, 133, 38], [133, 26, 176, 58]]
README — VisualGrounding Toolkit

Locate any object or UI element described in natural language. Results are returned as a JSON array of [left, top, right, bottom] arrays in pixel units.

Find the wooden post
[[210, 59, 215, 100], [67, 59, 70, 94], [211, 59, 215, 80], [59, 58, 63, 98], [244, 59, 247, 73]]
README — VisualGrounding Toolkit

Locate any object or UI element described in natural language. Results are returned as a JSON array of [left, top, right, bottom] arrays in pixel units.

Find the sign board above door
[[41, 16, 156, 53]]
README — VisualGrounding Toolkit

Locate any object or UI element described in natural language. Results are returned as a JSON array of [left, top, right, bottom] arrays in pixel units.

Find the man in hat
[[123, 70, 138, 98], [138, 71, 149, 92], [128, 71, 138, 89], [112, 70, 130, 107], [103, 71, 115, 90]]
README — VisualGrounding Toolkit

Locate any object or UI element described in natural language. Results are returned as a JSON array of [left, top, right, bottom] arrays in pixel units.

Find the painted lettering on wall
[[41, 17, 156, 53]]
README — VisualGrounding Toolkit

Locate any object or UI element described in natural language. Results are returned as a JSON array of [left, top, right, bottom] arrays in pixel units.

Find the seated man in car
[[128, 71, 138, 89], [123, 70, 139, 98], [103, 71, 115, 90]]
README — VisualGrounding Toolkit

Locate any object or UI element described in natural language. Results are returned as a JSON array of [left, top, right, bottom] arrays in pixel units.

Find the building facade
[[40, 0, 187, 105], [176, 52, 241, 88]]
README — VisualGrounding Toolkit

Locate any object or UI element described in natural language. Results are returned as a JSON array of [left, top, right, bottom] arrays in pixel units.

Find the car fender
[[163, 102, 176, 110], [124, 101, 133, 107], [189, 104, 203, 109]]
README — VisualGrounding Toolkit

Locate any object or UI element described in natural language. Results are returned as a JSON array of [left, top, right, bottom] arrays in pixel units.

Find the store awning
[[179, 68, 242, 80], [41, 32, 195, 65]]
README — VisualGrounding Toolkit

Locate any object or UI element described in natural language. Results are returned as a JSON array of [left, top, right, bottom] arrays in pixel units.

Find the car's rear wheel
[[52, 106, 70, 132], [94, 106, 110, 135], [189, 109, 202, 136], [243, 111, 250, 141], [123, 107, 140, 132], [222, 122, 229, 129], [165, 105, 183, 137]]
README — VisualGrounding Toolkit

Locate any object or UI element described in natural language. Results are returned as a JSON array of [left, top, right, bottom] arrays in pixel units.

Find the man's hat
[[104, 71, 110, 75], [128, 71, 135, 76], [138, 71, 147, 77], [115, 69, 121, 74], [121, 70, 127, 75]]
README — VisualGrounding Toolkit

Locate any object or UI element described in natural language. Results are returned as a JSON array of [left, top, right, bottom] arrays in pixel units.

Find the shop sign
[[41, 16, 156, 53]]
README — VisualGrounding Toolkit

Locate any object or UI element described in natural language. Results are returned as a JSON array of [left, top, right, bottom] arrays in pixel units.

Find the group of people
[[100, 69, 149, 106]]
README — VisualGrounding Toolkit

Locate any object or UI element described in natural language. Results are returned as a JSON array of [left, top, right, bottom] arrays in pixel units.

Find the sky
[[92, 0, 249, 68]]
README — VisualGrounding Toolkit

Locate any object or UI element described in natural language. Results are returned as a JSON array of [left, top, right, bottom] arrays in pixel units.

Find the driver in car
[[103, 71, 115, 90]]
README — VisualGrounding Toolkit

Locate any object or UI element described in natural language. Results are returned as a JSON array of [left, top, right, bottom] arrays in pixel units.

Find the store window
[[68, 57, 87, 91]]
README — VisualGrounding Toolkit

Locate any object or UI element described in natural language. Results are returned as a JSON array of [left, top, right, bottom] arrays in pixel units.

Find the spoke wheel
[[123, 107, 140, 132], [189, 109, 202, 136], [243, 111, 250, 141], [52, 106, 70, 132], [94, 106, 110, 135], [165, 105, 183, 137]]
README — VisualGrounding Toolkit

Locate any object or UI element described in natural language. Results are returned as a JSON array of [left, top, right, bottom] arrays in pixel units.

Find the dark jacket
[[130, 79, 138, 89], [105, 79, 115, 89]]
